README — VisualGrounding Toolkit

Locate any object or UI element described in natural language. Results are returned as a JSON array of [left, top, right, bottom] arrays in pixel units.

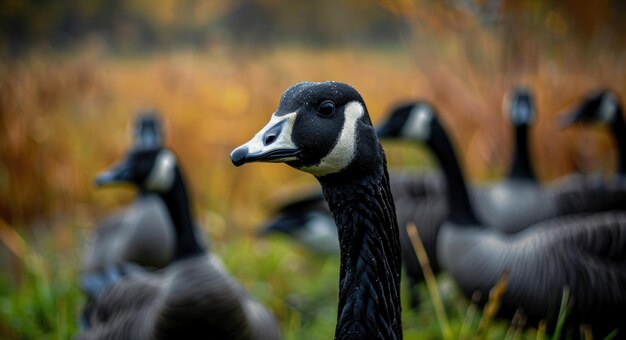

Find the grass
[[0, 214, 582, 339], [0, 218, 82, 339]]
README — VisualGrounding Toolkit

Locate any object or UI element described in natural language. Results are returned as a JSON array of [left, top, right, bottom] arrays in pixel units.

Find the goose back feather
[[438, 212, 626, 334]]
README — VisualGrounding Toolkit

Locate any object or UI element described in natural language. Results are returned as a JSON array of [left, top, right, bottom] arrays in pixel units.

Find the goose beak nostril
[[263, 121, 284, 146], [264, 134, 277, 145]]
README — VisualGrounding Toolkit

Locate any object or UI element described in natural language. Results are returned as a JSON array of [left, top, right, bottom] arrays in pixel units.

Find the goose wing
[[80, 255, 280, 340], [550, 178, 626, 215], [82, 210, 128, 273], [440, 212, 626, 331], [79, 271, 163, 339], [549, 213, 626, 318], [153, 255, 281, 339]]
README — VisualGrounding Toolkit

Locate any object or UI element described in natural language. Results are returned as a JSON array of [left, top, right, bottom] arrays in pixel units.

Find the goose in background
[[82, 111, 174, 301], [231, 81, 403, 339], [560, 90, 626, 186], [472, 87, 547, 232], [399, 105, 626, 337], [258, 191, 340, 256], [377, 99, 626, 233], [79, 143, 281, 339]]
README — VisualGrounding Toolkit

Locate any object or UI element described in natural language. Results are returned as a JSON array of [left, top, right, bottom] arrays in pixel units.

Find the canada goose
[[79, 145, 281, 339], [560, 90, 626, 184], [502, 87, 538, 181], [470, 87, 550, 232], [377, 100, 626, 233], [82, 112, 174, 300], [382, 103, 626, 336], [231, 81, 403, 339]]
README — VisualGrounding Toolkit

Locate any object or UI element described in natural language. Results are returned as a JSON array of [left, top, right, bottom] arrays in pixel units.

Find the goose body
[[83, 254, 280, 339], [471, 178, 555, 233], [81, 143, 280, 339], [232, 81, 403, 339], [83, 195, 173, 273], [399, 104, 626, 336]]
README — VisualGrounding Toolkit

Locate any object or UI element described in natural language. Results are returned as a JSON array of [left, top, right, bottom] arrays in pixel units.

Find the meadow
[[0, 42, 623, 339]]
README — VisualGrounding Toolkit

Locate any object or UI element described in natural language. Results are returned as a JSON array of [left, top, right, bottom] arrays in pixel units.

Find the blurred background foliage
[[0, 0, 624, 338]]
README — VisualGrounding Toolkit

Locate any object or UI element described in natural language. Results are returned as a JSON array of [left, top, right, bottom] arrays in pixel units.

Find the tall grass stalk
[[550, 286, 573, 340], [406, 223, 453, 339], [477, 271, 509, 336]]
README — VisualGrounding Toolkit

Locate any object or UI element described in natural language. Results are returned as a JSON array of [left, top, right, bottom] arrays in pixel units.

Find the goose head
[[230, 81, 379, 177], [133, 109, 164, 148], [95, 146, 177, 194], [259, 210, 339, 255], [505, 87, 534, 126], [376, 101, 436, 142], [560, 90, 621, 127], [257, 194, 339, 255]]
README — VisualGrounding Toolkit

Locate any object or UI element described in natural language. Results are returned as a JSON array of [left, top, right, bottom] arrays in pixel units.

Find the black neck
[[611, 108, 626, 176], [507, 124, 537, 181], [427, 119, 480, 225], [318, 156, 402, 340], [159, 168, 205, 261]]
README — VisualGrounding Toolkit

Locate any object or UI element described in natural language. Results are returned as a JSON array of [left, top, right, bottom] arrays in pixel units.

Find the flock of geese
[[79, 83, 626, 339]]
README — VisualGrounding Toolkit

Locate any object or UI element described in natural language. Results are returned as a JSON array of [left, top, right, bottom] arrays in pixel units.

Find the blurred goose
[[386, 104, 626, 336], [472, 88, 546, 232], [258, 191, 340, 256], [560, 90, 626, 184], [79, 145, 281, 339], [231, 81, 403, 339], [377, 99, 626, 233], [82, 111, 174, 300]]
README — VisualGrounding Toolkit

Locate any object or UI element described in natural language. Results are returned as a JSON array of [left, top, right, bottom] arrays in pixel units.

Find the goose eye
[[317, 100, 336, 117]]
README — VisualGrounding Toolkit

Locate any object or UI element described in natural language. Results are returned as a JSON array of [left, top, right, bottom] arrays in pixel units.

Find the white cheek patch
[[244, 112, 299, 162], [144, 150, 176, 192], [300, 101, 364, 176], [599, 93, 617, 123], [401, 104, 433, 141]]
